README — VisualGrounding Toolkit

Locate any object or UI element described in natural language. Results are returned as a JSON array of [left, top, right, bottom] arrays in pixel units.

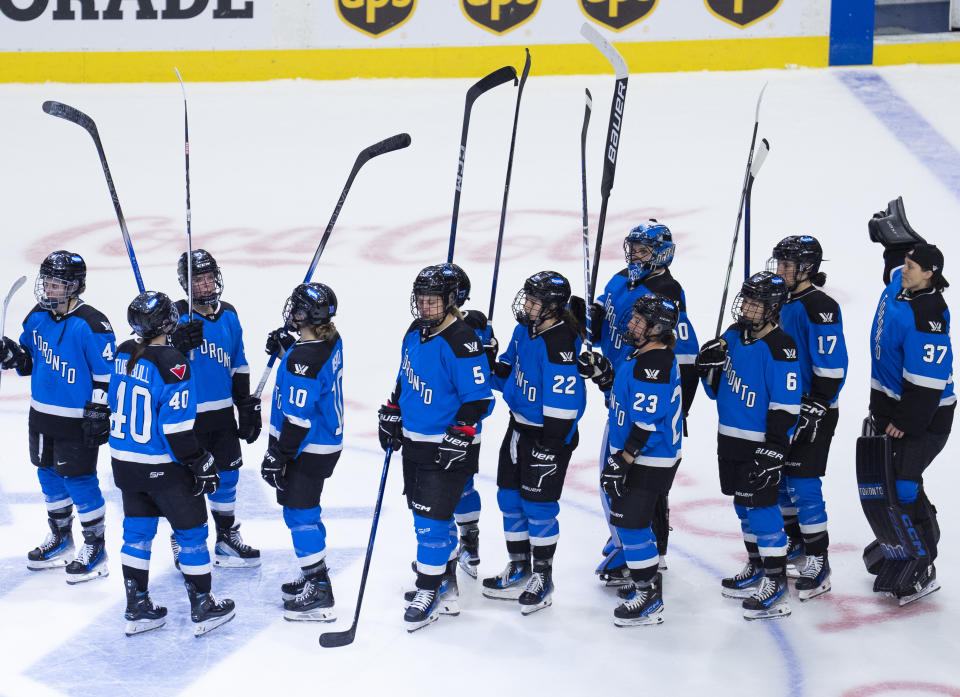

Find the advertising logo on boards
[[336, 0, 416, 38], [461, 0, 540, 36], [579, 0, 658, 32], [704, 0, 782, 28]]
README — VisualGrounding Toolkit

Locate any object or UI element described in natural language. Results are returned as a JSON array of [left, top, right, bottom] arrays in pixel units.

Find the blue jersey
[[608, 347, 683, 467], [17, 302, 116, 439], [109, 340, 202, 490], [702, 325, 801, 458], [395, 319, 493, 444], [870, 267, 954, 435], [175, 300, 250, 431], [779, 287, 848, 406], [492, 320, 585, 446], [269, 336, 344, 458]]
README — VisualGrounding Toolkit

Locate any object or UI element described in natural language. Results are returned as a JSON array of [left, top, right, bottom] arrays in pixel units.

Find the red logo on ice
[[170, 364, 187, 380]]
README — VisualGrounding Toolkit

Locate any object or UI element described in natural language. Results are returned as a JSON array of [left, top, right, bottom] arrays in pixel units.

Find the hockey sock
[[523, 500, 559, 562], [184, 572, 212, 594], [211, 511, 235, 533], [49, 504, 73, 526], [209, 469, 238, 531], [283, 506, 327, 568], [64, 473, 106, 529], [734, 505, 761, 561], [746, 505, 787, 571], [413, 513, 454, 579], [81, 515, 106, 538], [122, 565, 149, 593], [497, 488, 529, 559], [762, 555, 787, 577], [619, 526, 658, 583], [301, 559, 326, 579], [782, 513, 801, 543], [454, 475, 481, 524], [802, 531, 829, 557], [507, 539, 531, 560]]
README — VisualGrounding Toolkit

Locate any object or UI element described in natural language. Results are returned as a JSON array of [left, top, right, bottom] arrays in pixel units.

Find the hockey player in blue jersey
[[1, 251, 114, 583], [482, 271, 584, 614], [696, 271, 800, 620], [170, 250, 261, 568], [592, 293, 682, 626], [378, 265, 494, 631], [861, 199, 953, 604], [576, 220, 698, 583], [111, 291, 235, 636], [260, 282, 343, 621], [767, 236, 847, 600]]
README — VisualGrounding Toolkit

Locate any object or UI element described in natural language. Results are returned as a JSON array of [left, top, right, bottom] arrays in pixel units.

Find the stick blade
[[319, 629, 356, 648], [754, 82, 768, 122], [42, 100, 96, 133], [580, 23, 628, 79], [466, 65, 518, 104], [750, 138, 770, 177]]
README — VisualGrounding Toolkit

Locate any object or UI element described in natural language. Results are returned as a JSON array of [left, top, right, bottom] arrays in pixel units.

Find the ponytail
[[562, 309, 586, 339], [126, 339, 148, 375], [811, 271, 827, 287]]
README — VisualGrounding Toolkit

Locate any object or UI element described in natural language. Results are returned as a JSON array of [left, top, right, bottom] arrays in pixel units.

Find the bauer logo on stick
[[579, 0, 658, 32], [461, 0, 540, 35], [704, 0, 782, 28], [336, 0, 416, 38]]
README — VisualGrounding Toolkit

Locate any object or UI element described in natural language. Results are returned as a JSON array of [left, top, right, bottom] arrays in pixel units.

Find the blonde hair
[[314, 322, 337, 342]]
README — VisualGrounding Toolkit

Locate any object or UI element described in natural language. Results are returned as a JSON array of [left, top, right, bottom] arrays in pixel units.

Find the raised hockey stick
[[488, 48, 531, 321], [0, 275, 28, 392], [581, 23, 628, 301], [714, 84, 768, 337], [174, 68, 194, 325], [319, 446, 393, 648], [42, 101, 145, 293], [743, 138, 770, 281], [252, 133, 412, 399], [580, 89, 594, 352], [447, 65, 518, 263]]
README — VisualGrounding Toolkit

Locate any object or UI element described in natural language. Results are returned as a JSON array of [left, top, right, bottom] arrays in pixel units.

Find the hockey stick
[[447, 65, 518, 263], [319, 446, 393, 648], [580, 89, 594, 352], [174, 68, 194, 325], [0, 275, 28, 392], [743, 138, 770, 281], [581, 23, 628, 301], [42, 101, 145, 293], [488, 49, 531, 321], [713, 84, 768, 338], [252, 133, 412, 399]]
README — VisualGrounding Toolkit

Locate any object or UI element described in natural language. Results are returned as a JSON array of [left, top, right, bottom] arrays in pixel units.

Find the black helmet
[[411, 265, 459, 328], [619, 293, 680, 348], [440, 263, 471, 307], [732, 271, 788, 331], [767, 236, 823, 290], [283, 282, 337, 331], [127, 291, 179, 340], [512, 270, 571, 327], [35, 250, 86, 310], [178, 249, 223, 305]]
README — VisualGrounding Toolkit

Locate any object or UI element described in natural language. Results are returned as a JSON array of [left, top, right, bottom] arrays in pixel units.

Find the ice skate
[[124, 579, 167, 636], [614, 574, 664, 627], [26, 517, 74, 570], [785, 538, 806, 579], [795, 554, 831, 601], [456, 525, 480, 578], [283, 570, 335, 622], [721, 559, 763, 599], [65, 530, 108, 584], [281, 575, 307, 602], [186, 582, 236, 636], [518, 561, 553, 615], [896, 564, 940, 607], [214, 523, 261, 568], [481, 559, 531, 600], [743, 575, 791, 620]]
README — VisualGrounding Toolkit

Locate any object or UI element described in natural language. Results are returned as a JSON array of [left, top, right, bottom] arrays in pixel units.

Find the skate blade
[[603, 576, 633, 588], [439, 597, 460, 616], [614, 611, 664, 627], [520, 597, 552, 615], [27, 557, 71, 570], [405, 613, 440, 633], [457, 557, 479, 579], [898, 580, 941, 607], [721, 586, 758, 599], [481, 585, 526, 601], [786, 565, 801, 580], [283, 607, 336, 622], [658, 556, 668, 572], [213, 554, 261, 569], [798, 579, 832, 602], [125, 618, 166, 636], [193, 609, 236, 637], [65, 565, 109, 585], [743, 604, 792, 621]]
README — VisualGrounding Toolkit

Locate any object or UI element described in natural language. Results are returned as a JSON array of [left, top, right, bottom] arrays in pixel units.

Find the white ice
[[0, 64, 958, 697]]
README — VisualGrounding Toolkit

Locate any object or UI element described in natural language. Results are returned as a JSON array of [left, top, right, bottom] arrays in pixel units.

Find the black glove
[[695, 338, 728, 377], [186, 450, 219, 496], [81, 401, 111, 448], [483, 335, 499, 372], [235, 396, 262, 444], [577, 351, 614, 391], [260, 447, 288, 491], [794, 396, 828, 444], [0, 336, 28, 371], [867, 196, 925, 248], [265, 327, 297, 356], [462, 309, 488, 332], [590, 302, 605, 333], [568, 295, 587, 328], [436, 424, 474, 471], [378, 403, 403, 452], [171, 318, 204, 354], [748, 444, 784, 492], [601, 451, 630, 499]]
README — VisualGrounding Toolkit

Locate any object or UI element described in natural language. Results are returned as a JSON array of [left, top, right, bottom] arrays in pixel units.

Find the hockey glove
[[187, 450, 219, 497], [436, 424, 475, 471], [868, 197, 925, 248], [748, 445, 784, 493], [81, 401, 111, 448], [265, 327, 297, 356], [483, 335, 499, 372], [794, 396, 828, 444], [577, 351, 614, 392], [171, 318, 204, 355], [462, 309, 488, 332], [0, 336, 28, 372], [235, 396, 262, 444], [601, 451, 630, 499], [377, 403, 403, 452], [260, 447, 288, 491], [695, 338, 727, 378]]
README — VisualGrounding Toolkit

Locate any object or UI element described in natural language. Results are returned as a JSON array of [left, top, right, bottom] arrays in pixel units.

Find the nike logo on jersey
[[818, 313, 834, 323], [559, 351, 575, 362], [464, 342, 479, 353], [170, 364, 187, 380], [643, 369, 660, 380], [783, 349, 797, 359], [293, 363, 309, 376], [929, 321, 944, 332]]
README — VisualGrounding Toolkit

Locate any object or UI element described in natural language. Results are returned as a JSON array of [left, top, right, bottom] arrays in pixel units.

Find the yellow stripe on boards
[[874, 40, 960, 66]]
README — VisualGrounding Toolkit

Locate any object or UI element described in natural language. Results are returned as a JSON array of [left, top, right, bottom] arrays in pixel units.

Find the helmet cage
[[178, 250, 223, 306]]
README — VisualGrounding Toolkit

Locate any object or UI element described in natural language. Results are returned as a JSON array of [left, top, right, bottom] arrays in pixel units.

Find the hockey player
[[592, 293, 682, 626], [170, 250, 261, 568], [112, 291, 235, 636], [577, 220, 698, 583], [767, 236, 847, 600], [695, 271, 800, 620], [378, 265, 494, 631], [482, 271, 585, 614], [0, 251, 114, 583], [861, 199, 953, 604], [261, 283, 343, 621]]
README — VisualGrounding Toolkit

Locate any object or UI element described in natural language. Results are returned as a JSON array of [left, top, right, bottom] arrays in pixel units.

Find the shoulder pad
[[72, 304, 115, 334], [441, 320, 485, 358], [642, 273, 685, 309], [174, 299, 189, 315], [462, 309, 488, 331], [631, 348, 674, 383], [798, 290, 841, 325], [616, 268, 630, 279], [761, 329, 799, 362], [285, 341, 333, 379], [910, 293, 949, 334], [116, 338, 139, 356], [218, 301, 239, 319], [22, 304, 43, 325], [540, 322, 579, 365], [146, 345, 192, 384]]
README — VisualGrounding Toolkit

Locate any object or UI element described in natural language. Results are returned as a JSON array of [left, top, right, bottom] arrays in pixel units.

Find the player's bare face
[[192, 272, 217, 297], [901, 256, 933, 292], [416, 294, 446, 323]]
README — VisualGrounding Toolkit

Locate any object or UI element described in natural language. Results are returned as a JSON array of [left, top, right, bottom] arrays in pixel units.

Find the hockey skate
[[785, 538, 806, 579], [186, 582, 236, 636], [795, 554, 831, 601], [481, 558, 531, 600], [895, 564, 940, 606], [404, 561, 460, 612], [283, 566, 335, 622], [404, 574, 459, 632], [743, 575, 791, 620], [721, 559, 764, 599], [27, 517, 74, 570], [124, 579, 167, 636], [281, 575, 307, 602], [214, 523, 261, 568], [614, 574, 664, 627], [518, 562, 553, 615], [456, 525, 480, 578], [65, 530, 109, 584]]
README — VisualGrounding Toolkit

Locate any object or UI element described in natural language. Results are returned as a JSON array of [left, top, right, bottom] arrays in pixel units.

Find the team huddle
[[0, 198, 952, 635]]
